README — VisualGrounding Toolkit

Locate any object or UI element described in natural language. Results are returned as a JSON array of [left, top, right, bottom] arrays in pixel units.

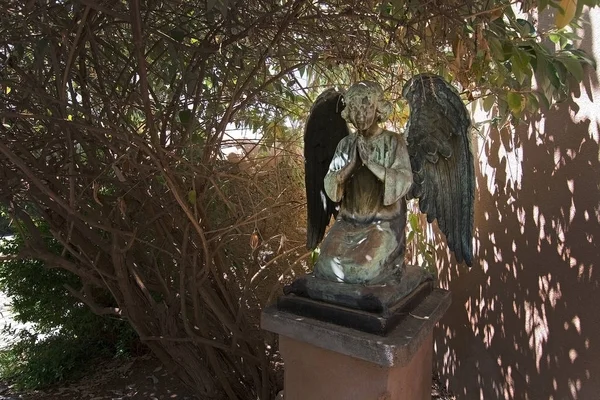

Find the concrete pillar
[[261, 288, 451, 400]]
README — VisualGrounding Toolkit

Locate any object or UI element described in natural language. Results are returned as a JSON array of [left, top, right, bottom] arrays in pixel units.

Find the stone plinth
[[261, 288, 451, 400]]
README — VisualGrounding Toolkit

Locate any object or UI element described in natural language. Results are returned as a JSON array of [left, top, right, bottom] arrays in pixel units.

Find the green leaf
[[310, 248, 320, 267], [543, 83, 558, 106], [298, 65, 306, 78], [483, 94, 496, 112], [409, 212, 419, 231], [528, 93, 539, 110], [570, 48, 596, 68], [557, 30, 582, 42], [35, 38, 49, 56], [534, 65, 550, 96], [548, 33, 562, 44], [491, 67, 506, 87], [533, 48, 548, 75], [535, 91, 551, 110], [559, 57, 584, 81], [495, 99, 510, 127], [488, 37, 505, 61], [512, 47, 531, 73], [516, 19, 536, 35], [170, 29, 185, 43], [424, 251, 435, 268], [187, 190, 197, 205], [273, 82, 283, 94], [502, 41, 515, 61], [513, 63, 525, 84], [520, 44, 538, 70], [379, 2, 392, 15], [390, 0, 405, 16], [179, 109, 192, 124], [574, 0, 586, 20], [511, 47, 533, 84], [554, 60, 568, 85], [507, 92, 523, 113], [545, 61, 561, 89]]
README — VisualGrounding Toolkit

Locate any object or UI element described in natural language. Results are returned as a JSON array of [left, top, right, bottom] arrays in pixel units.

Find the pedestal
[[261, 288, 451, 400]]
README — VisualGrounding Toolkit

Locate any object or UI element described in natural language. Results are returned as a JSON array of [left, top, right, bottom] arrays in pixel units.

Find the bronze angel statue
[[303, 74, 474, 287]]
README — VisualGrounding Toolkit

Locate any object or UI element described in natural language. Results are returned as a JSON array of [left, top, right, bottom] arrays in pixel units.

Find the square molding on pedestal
[[261, 288, 451, 400]]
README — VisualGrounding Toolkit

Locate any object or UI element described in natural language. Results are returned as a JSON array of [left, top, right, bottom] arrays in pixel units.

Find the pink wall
[[434, 11, 600, 400]]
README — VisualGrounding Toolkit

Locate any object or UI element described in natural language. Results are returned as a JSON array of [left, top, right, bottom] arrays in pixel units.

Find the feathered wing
[[403, 74, 475, 266], [304, 89, 350, 250]]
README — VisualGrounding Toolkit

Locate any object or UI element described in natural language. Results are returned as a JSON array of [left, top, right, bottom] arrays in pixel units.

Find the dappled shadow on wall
[[432, 65, 600, 400]]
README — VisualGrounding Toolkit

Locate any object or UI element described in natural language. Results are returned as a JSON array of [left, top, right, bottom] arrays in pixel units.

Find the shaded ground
[[0, 295, 454, 399], [0, 355, 199, 400], [0, 356, 455, 400], [0, 285, 453, 400]]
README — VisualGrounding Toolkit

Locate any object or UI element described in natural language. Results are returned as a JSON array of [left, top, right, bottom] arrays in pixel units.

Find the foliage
[[300, 0, 598, 130], [406, 202, 438, 277], [0, 233, 138, 389], [0, 0, 596, 398], [0, 209, 11, 236], [0, 329, 135, 390]]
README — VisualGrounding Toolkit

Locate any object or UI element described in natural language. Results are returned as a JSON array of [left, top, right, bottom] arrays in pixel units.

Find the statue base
[[280, 265, 433, 335], [261, 288, 451, 400]]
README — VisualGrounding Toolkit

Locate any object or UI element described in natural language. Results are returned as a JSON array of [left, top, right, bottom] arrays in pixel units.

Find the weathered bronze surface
[[292, 75, 474, 320], [284, 264, 431, 313], [278, 280, 433, 335], [313, 82, 414, 285]]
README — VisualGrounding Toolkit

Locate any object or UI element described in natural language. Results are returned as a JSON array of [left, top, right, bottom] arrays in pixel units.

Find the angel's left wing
[[403, 74, 475, 266], [304, 89, 349, 250]]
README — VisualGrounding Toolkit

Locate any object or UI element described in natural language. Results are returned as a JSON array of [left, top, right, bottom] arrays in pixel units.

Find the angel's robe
[[314, 130, 413, 284]]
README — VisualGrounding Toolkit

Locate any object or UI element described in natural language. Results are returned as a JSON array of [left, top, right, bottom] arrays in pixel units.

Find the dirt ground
[[0, 354, 455, 400], [0, 355, 200, 400]]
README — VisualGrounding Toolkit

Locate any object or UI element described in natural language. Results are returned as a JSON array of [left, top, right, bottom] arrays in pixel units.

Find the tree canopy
[[0, 0, 597, 398]]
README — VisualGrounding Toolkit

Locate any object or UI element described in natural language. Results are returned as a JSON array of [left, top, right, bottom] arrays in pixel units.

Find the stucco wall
[[434, 9, 600, 400]]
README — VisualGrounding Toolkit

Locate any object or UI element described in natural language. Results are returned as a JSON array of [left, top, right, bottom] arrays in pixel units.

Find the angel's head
[[341, 81, 393, 132]]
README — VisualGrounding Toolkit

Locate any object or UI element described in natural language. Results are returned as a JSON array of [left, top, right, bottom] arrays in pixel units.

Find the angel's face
[[345, 96, 378, 131], [342, 81, 382, 132]]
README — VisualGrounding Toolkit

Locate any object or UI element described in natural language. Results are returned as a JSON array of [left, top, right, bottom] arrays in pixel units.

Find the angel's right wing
[[404, 74, 474, 266], [304, 89, 349, 250]]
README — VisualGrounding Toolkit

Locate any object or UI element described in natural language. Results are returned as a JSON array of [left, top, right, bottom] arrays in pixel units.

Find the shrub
[[0, 211, 11, 236], [0, 231, 139, 390]]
